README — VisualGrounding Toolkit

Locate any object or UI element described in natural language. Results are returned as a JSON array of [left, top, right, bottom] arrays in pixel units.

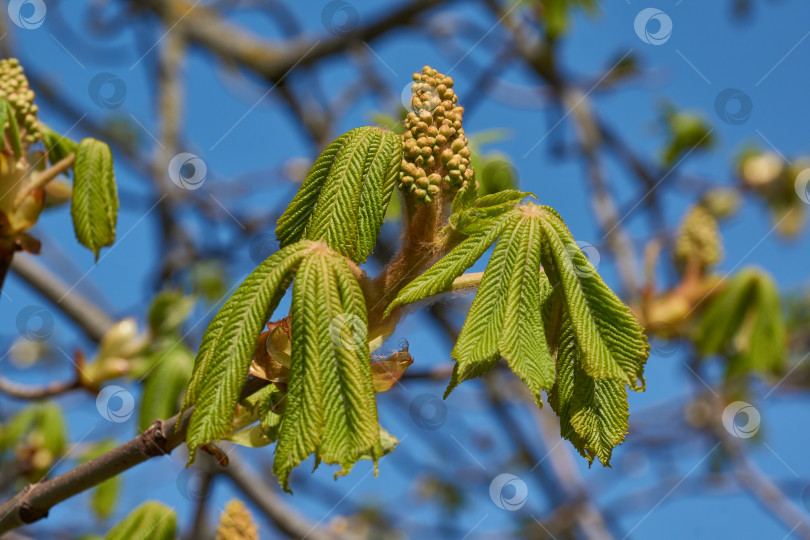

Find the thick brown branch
[[0, 409, 193, 534]]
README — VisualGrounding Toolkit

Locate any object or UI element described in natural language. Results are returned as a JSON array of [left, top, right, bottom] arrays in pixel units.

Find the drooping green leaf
[[385, 212, 516, 315], [545, 295, 629, 465], [104, 501, 176, 540], [0, 403, 66, 456], [695, 267, 786, 379], [274, 249, 380, 490], [71, 138, 118, 260], [538, 206, 648, 388], [138, 344, 193, 432], [448, 210, 555, 405], [184, 241, 312, 459], [81, 439, 120, 520], [40, 123, 79, 166], [275, 126, 401, 262]]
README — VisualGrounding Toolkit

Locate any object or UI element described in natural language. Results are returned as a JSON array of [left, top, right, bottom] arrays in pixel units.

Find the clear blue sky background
[[2, 0, 810, 538]]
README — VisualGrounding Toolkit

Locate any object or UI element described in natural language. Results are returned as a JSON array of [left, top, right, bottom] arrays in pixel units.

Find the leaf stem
[[13, 153, 75, 208]]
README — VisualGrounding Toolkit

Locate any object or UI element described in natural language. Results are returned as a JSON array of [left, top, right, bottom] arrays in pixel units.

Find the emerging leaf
[[104, 501, 176, 540], [695, 267, 786, 378], [71, 138, 119, 260], [274, 248, 380, 490], [138, 344, 193, 432], [183, 241, 312, 458], [449, 209, 555, 406], [275, 126, 401, 262], [40, 123, 79, 166]]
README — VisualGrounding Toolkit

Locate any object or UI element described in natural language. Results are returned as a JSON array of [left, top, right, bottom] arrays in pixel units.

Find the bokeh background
[[1, 0, 810, 538]]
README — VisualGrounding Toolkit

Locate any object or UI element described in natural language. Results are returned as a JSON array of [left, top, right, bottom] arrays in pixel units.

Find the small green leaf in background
[[81, 439, 120, 520], [138, 344, 193, 432], [660, 105, 714, 166], [71, 138, 119, 260], [695, 267, 786, 380], [148, 291, 196, 337], [39, 123, 79, 166], [0, 403, 66, 480], [275, 126, 402, 263], [104, 501, 176, 540]]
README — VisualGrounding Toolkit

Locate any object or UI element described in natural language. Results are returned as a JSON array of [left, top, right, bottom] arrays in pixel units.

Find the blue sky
[[2, 0, 810, 538]]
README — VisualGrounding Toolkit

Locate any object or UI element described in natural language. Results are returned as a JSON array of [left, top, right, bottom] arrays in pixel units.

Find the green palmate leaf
[[274, 249, 380, 490], [448, 210, 555, 406], [71, 138, 118, 260], [81, 439, 120, 520], [183, 241, 313, 458], [545, 296, 629, 465], [138, 344, 193, 432], [538, 206, 648, 388], [40, 123, 79, 166], [695, 268, 786, 378], [385, 211, 517, 315], [275, 126, 401, 263], [104, 501, 176, 540]]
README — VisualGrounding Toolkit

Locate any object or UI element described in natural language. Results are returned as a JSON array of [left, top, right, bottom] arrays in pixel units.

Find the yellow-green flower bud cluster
[[673, 205, 722, 271], [400, 66, 474, 204], [0, 58, 40, 145]]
